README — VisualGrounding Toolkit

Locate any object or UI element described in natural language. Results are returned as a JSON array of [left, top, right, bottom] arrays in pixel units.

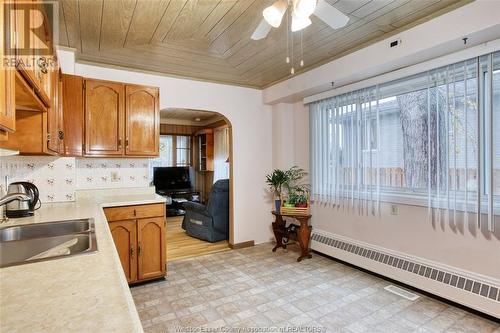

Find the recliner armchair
[[182, 179, 229, 242]]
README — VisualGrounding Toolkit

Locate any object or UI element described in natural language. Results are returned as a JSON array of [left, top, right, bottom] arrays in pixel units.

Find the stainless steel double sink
[[0, 219, 98, 268]]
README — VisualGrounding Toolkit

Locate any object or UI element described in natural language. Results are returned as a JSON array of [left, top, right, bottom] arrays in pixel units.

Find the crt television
[[153, 167, 194, 192]]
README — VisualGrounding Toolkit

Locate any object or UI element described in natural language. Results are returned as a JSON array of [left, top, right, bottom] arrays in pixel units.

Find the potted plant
[[266, 169, 288, 212], [286, 185, 309, 208]]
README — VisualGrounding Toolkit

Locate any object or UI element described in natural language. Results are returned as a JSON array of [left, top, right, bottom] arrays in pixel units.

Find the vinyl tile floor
[[131, 243, 500, 333]]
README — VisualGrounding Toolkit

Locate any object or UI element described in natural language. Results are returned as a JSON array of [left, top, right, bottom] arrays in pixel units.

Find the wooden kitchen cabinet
[[61, 74, 84, 156], [0, 67, 62, 155], [84, 78, 159, 157], [47, 69, 64, 154], [109, 220, 138, 283], [13, 0, 51, 107], [0, 0, 16, 133], [84, 79, 125, 156], [125, 85, 159, 156], [104, 203, 166, 284], [137, 217, 166, 281]]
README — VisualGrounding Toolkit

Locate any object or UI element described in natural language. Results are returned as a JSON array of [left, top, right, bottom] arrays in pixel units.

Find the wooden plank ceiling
[[58, 0, 471, 88]]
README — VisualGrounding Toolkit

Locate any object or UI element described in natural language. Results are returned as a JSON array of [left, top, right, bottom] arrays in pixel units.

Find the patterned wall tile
[[1, 157, 151, 203], [0, 156, 76, 203], [75, 158, 150, 190]]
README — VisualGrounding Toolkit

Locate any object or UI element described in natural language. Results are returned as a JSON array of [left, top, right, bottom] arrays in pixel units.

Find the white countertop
[[0, 190, 166, 333]]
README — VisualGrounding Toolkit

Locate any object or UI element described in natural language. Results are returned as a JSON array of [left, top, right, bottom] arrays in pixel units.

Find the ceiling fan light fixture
[[263, 0, 287, 28], [293, 0, 317, 18], [291, 14, 311, 32]]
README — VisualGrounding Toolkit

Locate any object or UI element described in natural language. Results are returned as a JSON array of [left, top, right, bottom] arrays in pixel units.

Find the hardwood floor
[[166, 216, 229, 261]]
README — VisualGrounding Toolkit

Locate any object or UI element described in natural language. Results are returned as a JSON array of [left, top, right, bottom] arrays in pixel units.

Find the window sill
[[311, 192, 500, 215]]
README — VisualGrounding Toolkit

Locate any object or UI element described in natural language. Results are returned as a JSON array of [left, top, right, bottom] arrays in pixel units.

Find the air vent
[[311, 233, 500, 303], [384, 285, 419, 301]]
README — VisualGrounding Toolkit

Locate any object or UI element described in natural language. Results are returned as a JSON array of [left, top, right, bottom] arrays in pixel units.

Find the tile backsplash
[[75, 158, 149, 190], [0, 156, 150, 203]]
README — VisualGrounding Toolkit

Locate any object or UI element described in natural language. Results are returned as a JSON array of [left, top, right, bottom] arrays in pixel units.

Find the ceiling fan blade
[[251, 19, 272, 40], [314, 0, 350, 29]]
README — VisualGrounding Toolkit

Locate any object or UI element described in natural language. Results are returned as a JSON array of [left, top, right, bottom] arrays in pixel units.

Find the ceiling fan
[[251, 0, 350, 40]]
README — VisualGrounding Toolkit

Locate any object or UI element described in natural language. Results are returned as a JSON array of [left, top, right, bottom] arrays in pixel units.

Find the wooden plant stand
[[271, 211, 312, 262]]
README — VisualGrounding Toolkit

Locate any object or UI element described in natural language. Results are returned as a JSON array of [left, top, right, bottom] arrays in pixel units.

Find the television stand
[[156, 189, 201, 216]]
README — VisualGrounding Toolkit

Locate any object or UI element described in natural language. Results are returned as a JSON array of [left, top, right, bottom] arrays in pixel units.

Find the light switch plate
[[391, 204, 399, 215]]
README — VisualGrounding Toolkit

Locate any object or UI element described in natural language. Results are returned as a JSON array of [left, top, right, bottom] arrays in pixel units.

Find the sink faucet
[[0, 193, 31, 223]]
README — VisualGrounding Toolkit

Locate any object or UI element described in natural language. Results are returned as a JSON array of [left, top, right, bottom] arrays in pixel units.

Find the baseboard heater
[[311, 230, 500, 318]]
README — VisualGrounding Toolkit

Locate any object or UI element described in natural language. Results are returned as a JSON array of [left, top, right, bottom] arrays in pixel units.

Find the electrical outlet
[[110, 171, 120, 182], [391, 204, 399, 215]]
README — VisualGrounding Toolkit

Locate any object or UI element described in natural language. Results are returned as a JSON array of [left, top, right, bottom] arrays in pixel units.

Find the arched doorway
[[153, 108, 234, 260]]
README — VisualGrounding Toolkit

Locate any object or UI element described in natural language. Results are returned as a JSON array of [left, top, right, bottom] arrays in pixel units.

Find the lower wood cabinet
[[105, 203, 166, 284], [137, 217, 166, 281], [109, 220, 138, 283]]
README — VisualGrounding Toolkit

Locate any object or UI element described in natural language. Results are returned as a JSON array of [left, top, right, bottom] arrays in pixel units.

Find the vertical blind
[[309, 51, 499, 232]]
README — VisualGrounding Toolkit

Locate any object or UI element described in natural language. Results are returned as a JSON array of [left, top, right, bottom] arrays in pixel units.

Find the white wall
[[57, 51, 274, 245]]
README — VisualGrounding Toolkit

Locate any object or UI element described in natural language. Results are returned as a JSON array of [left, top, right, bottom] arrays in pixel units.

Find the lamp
[[263, 0, 287, 28], [293, 0, 316, 18], [291, 13, 311, 32]]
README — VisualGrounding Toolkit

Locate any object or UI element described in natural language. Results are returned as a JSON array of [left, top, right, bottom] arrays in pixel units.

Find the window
[[213, 127, 230, 183], [176, 136, 192, 166], [149, 135, 192, 177], [310, 51, 499, 230]]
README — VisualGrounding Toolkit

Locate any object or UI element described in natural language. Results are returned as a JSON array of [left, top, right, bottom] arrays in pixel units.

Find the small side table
[[271, 211, 312, 262]]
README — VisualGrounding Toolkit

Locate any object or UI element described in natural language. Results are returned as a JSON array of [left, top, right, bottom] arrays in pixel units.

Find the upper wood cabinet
[[13, 0, 51, 107], [84, 79, 125, 156], [0, 0, 16, 133], [125, 85, 159, 156], [47, 69, 64, 154], [61, 74, 84, 156], [0, 68, 63, 155], [83, 78, 159, 157]]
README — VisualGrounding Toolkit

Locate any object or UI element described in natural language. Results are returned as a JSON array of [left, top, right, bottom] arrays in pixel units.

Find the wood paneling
[[57, 0, 471, 88], [125, 85, 159, 156], [61, 74, 84, 156], [160, 124, 202, 136], [137, 217, 166, 281], [109, 220, 137, 283], [84, 79, 125, 156]]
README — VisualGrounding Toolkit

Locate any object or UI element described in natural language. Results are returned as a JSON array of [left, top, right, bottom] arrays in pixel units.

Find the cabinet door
[[125, 85, 159, 156], [109, 220, 138, 283], [57, 71, 64, 154], [84, 79, 125, 156], [0, 0, 16, 132], [137, 217, 166, 281], [46, 67, 59, 153], [61, 74, 84, 156]]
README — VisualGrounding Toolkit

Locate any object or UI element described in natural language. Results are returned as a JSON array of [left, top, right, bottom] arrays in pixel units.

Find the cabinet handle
[[118, 138, 122, 149], [130, 245, 135, 257], [133, 209, 136, 216], [58, 130, 64, 140], [125, 138, 129, 147], [138, 242, 142, 256]]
